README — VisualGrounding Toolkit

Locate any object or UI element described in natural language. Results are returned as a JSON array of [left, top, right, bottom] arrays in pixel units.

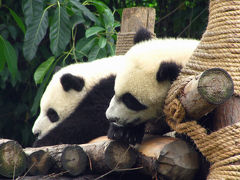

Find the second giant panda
[[106, 29, 199, 145], [32, 55, 124, 147]]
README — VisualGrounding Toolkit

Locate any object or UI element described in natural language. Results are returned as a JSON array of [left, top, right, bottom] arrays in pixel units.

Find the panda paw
[[107, 123, 145, 145]]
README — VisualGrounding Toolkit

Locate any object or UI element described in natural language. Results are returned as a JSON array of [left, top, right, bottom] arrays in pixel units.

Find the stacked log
[[0, 139, 27, 178], [0, 136, 199, 179]]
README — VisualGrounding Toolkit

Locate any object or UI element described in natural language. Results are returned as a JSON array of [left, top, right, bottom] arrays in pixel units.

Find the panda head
[[32, 67, 86, 139], [106, 34, 199, 127]]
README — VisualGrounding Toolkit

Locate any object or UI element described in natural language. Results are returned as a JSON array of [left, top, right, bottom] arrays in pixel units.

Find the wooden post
[[120, 7, 155, 33], [115, 7, 156, 55]]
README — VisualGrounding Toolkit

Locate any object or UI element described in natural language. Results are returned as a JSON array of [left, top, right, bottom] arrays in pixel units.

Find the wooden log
[[213, 96, 240, 130], [180, 68, 233, 120], [136, 135, 199, 180], [0, 139, 27, 178], [120, 7, 155, 33], [24, 141, 136, 175], [15, 174, 109, 180], [61, 145, 88, 176], [22, 137, 198, 179], [24, 145, 88, 176], [88, 136, 109, 144], [147, 68, 234, 135], [88, 135, 199, 179], [24, 149, 53, 175], [115, 7, 155, 55], [81, 140, 136, 173]]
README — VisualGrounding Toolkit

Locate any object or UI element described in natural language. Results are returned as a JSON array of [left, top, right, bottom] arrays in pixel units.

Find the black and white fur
[[32, 56, 124, 147], [106, 28, 199, 145], [32, 28, 198, 147]]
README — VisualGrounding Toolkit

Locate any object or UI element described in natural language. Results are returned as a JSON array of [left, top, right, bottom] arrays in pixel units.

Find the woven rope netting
[[164, 0, 240, 179], [115, 32, 155, 55]]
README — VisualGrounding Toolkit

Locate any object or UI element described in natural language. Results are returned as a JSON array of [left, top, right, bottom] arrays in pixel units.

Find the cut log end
[[179, 68, 234, 120], [0, 139, 27, 178], [136, 136, 199, 179], [61, 145, 88, 176], [104, 141, 136, 170], [27, 150, 53, 175], [198, 68, 234, 105]]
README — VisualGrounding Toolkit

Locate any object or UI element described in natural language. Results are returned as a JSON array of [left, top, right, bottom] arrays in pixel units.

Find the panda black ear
[[156, 62, 182, 82], [133, 27, 152, 44], [60, 73, 85, 92]]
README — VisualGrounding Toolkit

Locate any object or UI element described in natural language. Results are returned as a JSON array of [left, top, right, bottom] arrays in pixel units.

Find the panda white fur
[[106, 28, 199, 145], [32, 28, 199, 147], [32, 55, 124, 147]]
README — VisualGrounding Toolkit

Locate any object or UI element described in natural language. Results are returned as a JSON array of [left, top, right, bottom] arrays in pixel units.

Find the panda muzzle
[[33, 130, 41, 139]]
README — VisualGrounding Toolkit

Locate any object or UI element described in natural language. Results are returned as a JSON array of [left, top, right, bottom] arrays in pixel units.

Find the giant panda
[[32, 28, 199, 147], [106, 28, 199, 145], [32, 55, 125, 147]]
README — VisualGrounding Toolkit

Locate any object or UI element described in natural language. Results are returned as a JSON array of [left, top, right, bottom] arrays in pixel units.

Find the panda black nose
[[108, 118, 119, 123], [33, 130, 41, 138]]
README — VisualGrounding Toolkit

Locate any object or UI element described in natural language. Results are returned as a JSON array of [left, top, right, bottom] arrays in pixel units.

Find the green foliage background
[[0, 0, 208, 147]]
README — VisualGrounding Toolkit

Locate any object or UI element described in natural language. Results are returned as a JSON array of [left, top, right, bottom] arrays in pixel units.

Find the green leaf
[[98, 36, 107, 48], [0, 42, 6, 72], [85, 26, 105, 38], [96, 47, 107, 59], [75, 37, 97, 59], [102, 9, 114, 29], [31, 80, 46, 115], [107, 42, 115, 56], [31, 59, 56, 115], [88, 44, 100, 61], [0, 35, 18, 79], [70, 14, 85, 29], [70, 0, 99, 24], [88, 0, 110, 14], [22, 0, 44, 27], [7, 25, 17, 40], [50, 6, 71, 57], [34, 56, 55, 85], [8, 8, 26, 34], [113, 21, 121, 28], [23, 9, 49, 61]]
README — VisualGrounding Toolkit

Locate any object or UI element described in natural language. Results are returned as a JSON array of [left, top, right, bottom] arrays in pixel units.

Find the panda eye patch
[[47, 108, 59, 123], [121, 93, 147, 111]]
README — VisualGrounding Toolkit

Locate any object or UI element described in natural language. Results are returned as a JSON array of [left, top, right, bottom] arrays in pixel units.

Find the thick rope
[[164, 0, 240, 179], [164, 80, 240, 179], [115, 32, 156, 55], [115, 32, 136, 55], [175, 0, 240, 96]]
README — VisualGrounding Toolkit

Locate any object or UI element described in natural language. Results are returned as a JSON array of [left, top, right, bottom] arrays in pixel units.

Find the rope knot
[[164, 98, 186, 130]]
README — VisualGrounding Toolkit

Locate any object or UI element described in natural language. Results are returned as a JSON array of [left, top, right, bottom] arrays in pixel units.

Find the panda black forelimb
[[107, 123, 145, 145]]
